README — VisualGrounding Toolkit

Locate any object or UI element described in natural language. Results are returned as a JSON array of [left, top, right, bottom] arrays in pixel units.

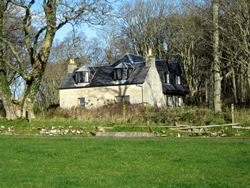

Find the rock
[[211, 132, 218, 137], [96, 127, 105, 132], [40, 128, 47, 134], [177, 133, 181, 138], [50, 130, 57, 134], [0, 125, 5, 129], [3, 132, 12, 135], [235, 133, 240, 137], [64, 129, 69, 134]]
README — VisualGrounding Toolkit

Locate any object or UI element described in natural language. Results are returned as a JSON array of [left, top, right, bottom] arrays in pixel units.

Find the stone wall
[[59, 84, 144, 109]]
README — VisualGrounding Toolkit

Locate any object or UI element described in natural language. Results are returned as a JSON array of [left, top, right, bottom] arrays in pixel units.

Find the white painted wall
[[59, 84, 144, 109], [142, 57, 166, 108]]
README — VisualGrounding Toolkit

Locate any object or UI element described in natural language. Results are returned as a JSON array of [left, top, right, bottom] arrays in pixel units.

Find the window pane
[[124, 95, 130, 103], [176, 76, 181, 85], [117, 69, 122, 80], [167, 96, 173, 107], [85, 72, 89, 82], [115, 95, 130, 103], [178, 97, 183, 106], [79, 97, 85, 107], [115, 96, 121, 103], [165, 74, 170, 84]]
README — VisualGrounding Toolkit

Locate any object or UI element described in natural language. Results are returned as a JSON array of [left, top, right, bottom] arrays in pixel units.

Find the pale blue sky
[[54, 23, 99, 41]]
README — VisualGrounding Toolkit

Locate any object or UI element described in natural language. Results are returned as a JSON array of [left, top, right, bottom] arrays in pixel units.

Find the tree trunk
[[212, 0, 222, 113], [0, 0, 18, 119], [21, 76, 42, 120], [22, 97, 35, 120], [209, 74, 214, 108], [239, 65, 246, 103], [232, 68, 238, 104], [0, 76, 18, 119], [205, 79, 209, 105], [247, 64, 250, 102]]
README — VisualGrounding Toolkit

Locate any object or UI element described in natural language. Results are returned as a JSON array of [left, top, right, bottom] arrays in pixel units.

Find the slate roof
[[91, 63, 148, 87], [155, 60, 188, 96], [111, 53, 145, 67], [60, 63, 149, 89], [75, 65, 91, 72], [60, 54, 188, 96]]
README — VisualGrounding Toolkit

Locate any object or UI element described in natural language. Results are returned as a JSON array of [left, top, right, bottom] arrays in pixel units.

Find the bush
[[39, 103, 249, 127]]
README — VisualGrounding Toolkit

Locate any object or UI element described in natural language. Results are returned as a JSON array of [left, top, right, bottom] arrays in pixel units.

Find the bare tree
[[212, 0, 222, 113], [1, 0, 113, 119]]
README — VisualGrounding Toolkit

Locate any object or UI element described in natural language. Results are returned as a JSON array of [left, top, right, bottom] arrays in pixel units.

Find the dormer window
[[75, 65, 90, 84], [165, 73, 170, 84], [176, 76, 181, 85], [113, 68, 133, 81], [113, 62, 134, 81], [75, 71, 89, 84]]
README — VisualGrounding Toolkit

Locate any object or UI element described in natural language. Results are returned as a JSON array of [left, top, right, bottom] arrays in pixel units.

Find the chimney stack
[[67, 58, 77, 73], [146, 48, 155, 66]]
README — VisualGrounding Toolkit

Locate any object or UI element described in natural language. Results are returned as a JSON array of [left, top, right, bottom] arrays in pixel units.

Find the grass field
[[0, 137, 249, 188]]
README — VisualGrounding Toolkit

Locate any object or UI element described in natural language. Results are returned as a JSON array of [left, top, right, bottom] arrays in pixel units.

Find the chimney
[[144, 48, 166, 107], [67, 58, 77, 73], [146, 48, 155, 66]]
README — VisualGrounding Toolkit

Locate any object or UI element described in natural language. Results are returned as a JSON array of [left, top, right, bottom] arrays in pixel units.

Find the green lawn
[[0, 137, 249, 188]]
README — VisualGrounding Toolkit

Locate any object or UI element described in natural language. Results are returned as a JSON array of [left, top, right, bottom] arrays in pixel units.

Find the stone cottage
[[59, 53, 188, 109]]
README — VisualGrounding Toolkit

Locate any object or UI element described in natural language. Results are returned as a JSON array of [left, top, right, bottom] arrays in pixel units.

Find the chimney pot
[[69, 58, 76, 65], [148, 48, 153, 57]]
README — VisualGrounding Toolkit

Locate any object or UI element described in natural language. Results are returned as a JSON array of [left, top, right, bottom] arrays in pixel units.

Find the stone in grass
[[40, 128, 47, 134], [211, 132, 218, 137], [64, 129, 69, 134], [221, 133, 227, 137], [235, 133, 241, 137], [96, 127, 105, 132], [0, 126, 5, 129], [50, 129, 57, 134]]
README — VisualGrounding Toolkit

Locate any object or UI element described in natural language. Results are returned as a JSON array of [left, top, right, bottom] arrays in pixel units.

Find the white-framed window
[[166, 96, 173, 107], [79, 97, 86, 107], [115, 95, 130, 103], [178, 97, 183, 106], [176, 76, 181, 85], [76, 72, 89, 83]]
